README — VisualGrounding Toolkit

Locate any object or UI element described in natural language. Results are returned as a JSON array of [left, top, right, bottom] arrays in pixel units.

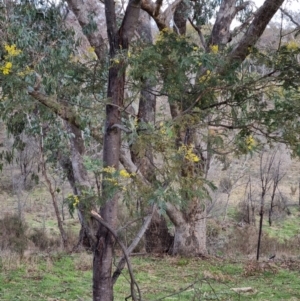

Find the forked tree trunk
[[93, 0, 141, 300], [166, 202, 207, 256]]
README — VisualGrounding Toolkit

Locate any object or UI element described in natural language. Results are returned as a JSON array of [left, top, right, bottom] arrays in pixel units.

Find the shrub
[[219, 177, 232, 193], [0, 214, 28, 256], [29, 227, 61, 251]]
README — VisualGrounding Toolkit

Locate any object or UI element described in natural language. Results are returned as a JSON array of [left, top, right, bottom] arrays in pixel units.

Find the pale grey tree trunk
[[166, 202, 207, 256]]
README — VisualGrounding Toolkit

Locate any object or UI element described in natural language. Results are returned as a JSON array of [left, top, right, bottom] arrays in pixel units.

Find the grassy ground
[[1, 252, 300, 301]]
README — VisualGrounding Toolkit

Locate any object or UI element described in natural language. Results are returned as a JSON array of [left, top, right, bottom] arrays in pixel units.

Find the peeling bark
[[66, 0, 107, 60], [209, 0, 250, 47], [141, 0, 182, 30]]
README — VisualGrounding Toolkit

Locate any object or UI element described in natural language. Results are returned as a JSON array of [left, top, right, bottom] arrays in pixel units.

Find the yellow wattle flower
[[245, 135, 256, 150], [1, 61, 12, 75], [210, 44, 218, 54], [119, 169, 131, 178], [4, 44, 22, 57]]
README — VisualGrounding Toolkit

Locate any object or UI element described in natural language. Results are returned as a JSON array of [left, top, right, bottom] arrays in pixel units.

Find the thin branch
[[188, 17, 207, 50], [112, 205, 156, 284], [28, 74, 102, 143], [91, 210, 141, 301], [111, 123, 132, 133], [280, 7, 300, 28]]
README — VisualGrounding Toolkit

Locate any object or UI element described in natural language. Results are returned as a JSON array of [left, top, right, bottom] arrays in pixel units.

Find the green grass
[[0, 253, 93, 300], [264, 208, 300, 242], [1, 254, 300, 301]]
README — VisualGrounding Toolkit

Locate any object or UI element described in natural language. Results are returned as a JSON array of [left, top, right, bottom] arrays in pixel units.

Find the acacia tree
[[3, 0, 300, 300], [123, 0, 288, 257]]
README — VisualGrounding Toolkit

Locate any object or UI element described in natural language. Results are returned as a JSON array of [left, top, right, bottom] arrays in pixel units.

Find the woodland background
[[1, 0, 300, 300]]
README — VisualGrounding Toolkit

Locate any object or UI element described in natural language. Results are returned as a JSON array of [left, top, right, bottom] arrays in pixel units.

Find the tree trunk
[[93, 65, 123, 301], [145, 210, 173, 253], [256, 205, 264, 261], [93, 0, 141, 299], [166, 202, 207, 256], [173, 222, 206, 256], [66, 123, 97, 251]]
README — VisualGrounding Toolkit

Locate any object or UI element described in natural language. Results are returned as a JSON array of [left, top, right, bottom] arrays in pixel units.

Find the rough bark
[[173, 1, 188, 35], [91, 210, 141, 301]]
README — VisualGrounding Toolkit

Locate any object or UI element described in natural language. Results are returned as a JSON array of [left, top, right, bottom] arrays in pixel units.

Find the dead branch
[[91, 210, 141, 301], [280, 7, 300, 28], [112, 204, 156, 284]]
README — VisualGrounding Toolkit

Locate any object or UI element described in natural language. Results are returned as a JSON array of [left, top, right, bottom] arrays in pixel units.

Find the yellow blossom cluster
[[17, 65, 33, 78], [102, 166, 134, 188], [1, 62, 12, 75], [112, 58, 120, 64], [286, 40, 299, 51], [87, 46, 97, 60], [5, 44, 22, 57], [199, 70, 211, 83], [245, 135, 256, 150], [155, 27, 172, 43], [102, 166, 118, 185], [103, 166, 116, 174], [119, 169, 133, 178], [179, 144, 200, 163], [1, 44, 22, 75], [159, 121, 167, 135], [67, 194, 80, 208], [73, 195, 80, 207], [210, 44, 218, 54]]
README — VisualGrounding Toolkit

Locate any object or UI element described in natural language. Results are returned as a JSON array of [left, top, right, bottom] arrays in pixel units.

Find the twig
[[280, 8, 300, 28], [91, 210, 141, 301], [188, 17, 207, 50], [112, 204, 156, 284]]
